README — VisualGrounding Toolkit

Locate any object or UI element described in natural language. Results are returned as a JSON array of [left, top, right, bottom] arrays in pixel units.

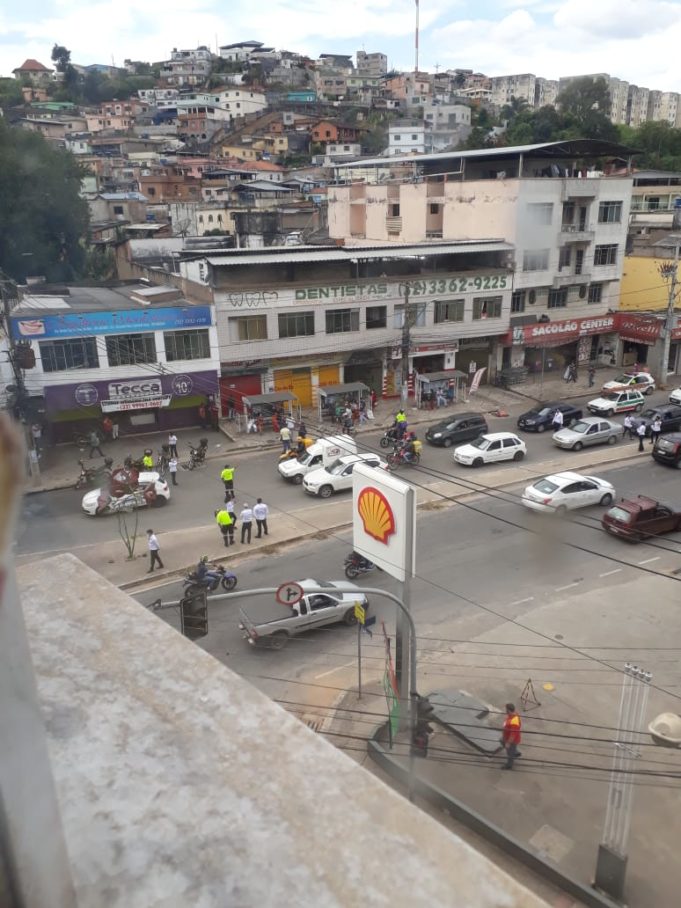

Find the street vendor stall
[[318, 382, 371, 423], [240, 392, 301, 433], [416, 370, 467, 409]]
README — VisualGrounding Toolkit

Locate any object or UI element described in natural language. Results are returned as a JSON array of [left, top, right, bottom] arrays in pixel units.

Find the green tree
[[0, 78, 23, 111], [557, 76, 618, 141], [51, 43, 80, 94], [0, 118, 90, 281]]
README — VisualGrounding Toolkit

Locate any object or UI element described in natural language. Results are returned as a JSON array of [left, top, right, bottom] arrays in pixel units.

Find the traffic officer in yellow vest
[[142, 449, 154, 470], [220, 463, 235, 499], [215, 507, 234, 547]]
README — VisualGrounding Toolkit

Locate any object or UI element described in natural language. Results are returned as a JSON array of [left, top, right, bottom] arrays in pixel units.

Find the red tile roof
[[14, 59, 52, 72]]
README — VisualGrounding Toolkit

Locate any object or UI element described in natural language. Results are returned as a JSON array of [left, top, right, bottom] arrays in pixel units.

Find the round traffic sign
[[275, 581, 305, 607]]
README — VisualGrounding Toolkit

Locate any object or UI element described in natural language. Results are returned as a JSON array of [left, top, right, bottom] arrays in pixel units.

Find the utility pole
[[414, 0, 420, 75], [657, 240, 680, 388], [400, 282, 423, 403], [594, 663, 652, 901]]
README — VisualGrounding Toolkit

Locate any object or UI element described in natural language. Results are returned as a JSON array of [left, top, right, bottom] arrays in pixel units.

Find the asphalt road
[[132, 456, 681, 706], [15, 384, 674, 557]]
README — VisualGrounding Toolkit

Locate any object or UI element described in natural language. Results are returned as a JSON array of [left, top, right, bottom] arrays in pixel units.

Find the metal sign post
[[355, 601, 366, 699]]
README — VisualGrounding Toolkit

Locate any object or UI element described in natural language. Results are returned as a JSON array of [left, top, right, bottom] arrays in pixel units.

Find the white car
[[82, 471, 170, 516], [303, 453, 386, 498], [669, 388, 681, 405], [453, 432, 526, 467], [602, 372, 656, 395], [521, 472, 615, 515]]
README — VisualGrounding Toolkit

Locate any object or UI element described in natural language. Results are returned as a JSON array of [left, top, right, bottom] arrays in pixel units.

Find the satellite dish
[[649, 712, 681, 747]]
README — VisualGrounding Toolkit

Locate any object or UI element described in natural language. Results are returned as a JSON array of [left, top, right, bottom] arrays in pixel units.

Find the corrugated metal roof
[[205, 240, 513, 266]]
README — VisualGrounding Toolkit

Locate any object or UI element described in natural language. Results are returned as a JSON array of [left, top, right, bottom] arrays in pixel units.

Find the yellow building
[[620, 254, 679, 311]]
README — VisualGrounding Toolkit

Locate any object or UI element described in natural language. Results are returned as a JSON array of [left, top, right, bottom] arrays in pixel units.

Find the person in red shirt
[[501, 703, 522, 770]]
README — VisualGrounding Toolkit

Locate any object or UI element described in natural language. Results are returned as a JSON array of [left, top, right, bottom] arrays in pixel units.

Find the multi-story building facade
[[330, 141, 635, 376], [174, 241, 514, 407], [627, 85, 650, 128], [356, 51, 387, 78], [161, 47, 212, 86], [387, 122, 426, 156], [489, 74, 536, 108]]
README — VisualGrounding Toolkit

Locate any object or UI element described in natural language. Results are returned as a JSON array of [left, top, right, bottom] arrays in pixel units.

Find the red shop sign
[[506, 314, 617, 347], [615, 313, 663, 344]]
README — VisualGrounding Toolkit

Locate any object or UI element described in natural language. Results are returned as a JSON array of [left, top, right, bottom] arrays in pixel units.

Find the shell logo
[[357, 486, 395, 545]]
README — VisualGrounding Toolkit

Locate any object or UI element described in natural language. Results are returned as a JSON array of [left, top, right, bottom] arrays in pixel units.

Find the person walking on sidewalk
[[240, 503, 253, 544], [254, 497, 269, 538], [637, 421, 647, 452], [221, 463, 235, 496], [280, 425, 291, 453], [111, 419, 119, 440], [588, 365, 596, 388], [650, 416, 662, 447], [146, 529, 164, 572], [215, 507, 233, 547], [168, 433, 178, 458], [88, 429, 104, 458], [623, 413, 634, 439], [168, 456, 178, 486], [501, 703, 522, 770]]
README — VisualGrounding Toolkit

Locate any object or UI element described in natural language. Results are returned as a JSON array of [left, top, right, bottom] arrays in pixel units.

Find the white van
[[277, 435, 358, 484]]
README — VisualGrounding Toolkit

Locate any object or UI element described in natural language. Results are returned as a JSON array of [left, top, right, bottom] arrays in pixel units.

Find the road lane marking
[[555, 582, 581, 592], [315, 660, 356, 680], [638, 557, 661, 565], [599, 569, 622, 577], [509, 597, 534, 606]]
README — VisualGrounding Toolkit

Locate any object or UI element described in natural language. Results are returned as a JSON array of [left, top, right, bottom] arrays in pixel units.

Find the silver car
[[552, 417, 623, 451]]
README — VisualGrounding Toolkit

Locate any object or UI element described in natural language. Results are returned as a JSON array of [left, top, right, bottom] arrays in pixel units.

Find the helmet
[[200, 555, 209, 563]]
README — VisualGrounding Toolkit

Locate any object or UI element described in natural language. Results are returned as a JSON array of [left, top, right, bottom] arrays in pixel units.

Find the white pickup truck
[[238, 579, 369, 649], [278, 435, 357, 484]]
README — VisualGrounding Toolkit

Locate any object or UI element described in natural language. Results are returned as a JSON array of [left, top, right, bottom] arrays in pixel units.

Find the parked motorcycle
[[379, 426, 401, 449], [185, 438, 209, 471], [74, 457, 113, 490], [184, 564, 237, 594], [386, 447, 421, 471], [344, 551, 379, 580]]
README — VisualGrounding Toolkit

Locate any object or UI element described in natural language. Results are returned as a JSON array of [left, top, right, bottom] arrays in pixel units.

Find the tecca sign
[[108, 379, 162, 400]]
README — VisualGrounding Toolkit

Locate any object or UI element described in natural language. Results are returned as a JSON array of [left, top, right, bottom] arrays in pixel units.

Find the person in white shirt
[[146, 529, 164, 572], [168, 457, 178, 486], [637, 421, 646, 452], [168, 433, 178, 458], [623, 414, 634, 439], [240, 503, 254, 544], [253, 498, 269, 538], [551, 409, 564, 431], [650, 417, 662, 446]]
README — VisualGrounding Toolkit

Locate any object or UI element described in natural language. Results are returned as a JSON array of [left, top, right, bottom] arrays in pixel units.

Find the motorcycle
[[74, 457, 113, 490], [184, 564, 237, 594], [386, 446, 421, 471], [344, 551, 379, 580], [156, 444, 170, 477], [379, 426, 401, 449], [185, 438, 209, 471]]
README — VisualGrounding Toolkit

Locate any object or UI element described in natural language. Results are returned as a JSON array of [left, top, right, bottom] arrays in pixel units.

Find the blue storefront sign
[[11, 305, 212, 340]]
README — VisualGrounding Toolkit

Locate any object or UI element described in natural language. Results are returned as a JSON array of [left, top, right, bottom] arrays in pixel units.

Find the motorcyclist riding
[[195, 555, 221, 586]]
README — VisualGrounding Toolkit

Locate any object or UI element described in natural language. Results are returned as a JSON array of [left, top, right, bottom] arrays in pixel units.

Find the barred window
[[548, 288, 568, 308], [164, 329, 210, 361], [278, 312, 315, 338], [326, 309, 360, 334], [106, 333, 157, 366], [434, 299, 464, 323], [598, 202, 623, 223], [511, 290, 526, 313], [594, 245, 618, 266], [39, 337, 99, 372], [472, 296, 502, 319], [588, 283, 603, 303]]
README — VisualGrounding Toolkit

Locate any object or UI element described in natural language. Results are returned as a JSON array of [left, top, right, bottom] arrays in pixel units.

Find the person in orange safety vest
[[501, 703, 522, 770]]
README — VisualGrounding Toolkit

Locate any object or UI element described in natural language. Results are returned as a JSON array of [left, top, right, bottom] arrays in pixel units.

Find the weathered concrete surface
[[18, 554, 550, 908]]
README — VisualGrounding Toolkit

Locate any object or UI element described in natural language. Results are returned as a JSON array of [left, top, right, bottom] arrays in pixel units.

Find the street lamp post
[[654, 236, 681, 388]]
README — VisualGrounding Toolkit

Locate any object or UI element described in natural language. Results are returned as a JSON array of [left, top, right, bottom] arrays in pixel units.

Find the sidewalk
[[26, 365, 623, 494], [16, 435, 644, 591]]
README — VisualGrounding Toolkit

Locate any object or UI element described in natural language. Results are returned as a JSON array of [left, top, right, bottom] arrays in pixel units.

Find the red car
[[602, 496, 681, 542]]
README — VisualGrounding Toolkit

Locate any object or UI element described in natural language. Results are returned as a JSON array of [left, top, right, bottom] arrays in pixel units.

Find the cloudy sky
[[2, 0, 681, 91]]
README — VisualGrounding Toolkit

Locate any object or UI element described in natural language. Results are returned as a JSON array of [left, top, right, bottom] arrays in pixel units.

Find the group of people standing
[[215, 464, 270, 546]]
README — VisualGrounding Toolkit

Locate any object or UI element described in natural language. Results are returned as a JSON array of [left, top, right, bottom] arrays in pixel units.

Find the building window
[[588, 283, 603, 303], [164, 329, 210, 361], [558, 246, 571, 270], [527, 202, 553, 225], [472, 296, 502, 319], [547, 287, 568, 308], [598, 201, 623, 223], [434, 299, 464, 323], [522, 249, 549, 271], [411, 133, 418, 140], [429, 203, 440, 214], [394, 304, 426, 329], [278, 312, 315, 338], [393, 134, 401, 140], [389, 203, 400, 217], [147, 187, 156, 196], [113, 205, 124, 215], [230, 315, 268, 342], [511, 290, 526, 313], [594, 244, 618, 266], [326, 309, 360, 334], [39, 337, 99, 372], [106, 333, 157, 366], [366, 306, 387, 329]]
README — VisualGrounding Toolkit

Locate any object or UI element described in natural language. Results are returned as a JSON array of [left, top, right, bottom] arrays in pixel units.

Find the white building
[[490, 74, 537, 108], [330, 141, 635, 376], [161, 47, 212, 86], [387, 122, 426, 156], [219, 41, 264, 63]]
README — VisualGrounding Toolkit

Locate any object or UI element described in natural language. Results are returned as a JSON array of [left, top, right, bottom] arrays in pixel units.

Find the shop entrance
[[344, 361, 383, 396], [622, 341, 649, 369], [274, 368, 312, 408]]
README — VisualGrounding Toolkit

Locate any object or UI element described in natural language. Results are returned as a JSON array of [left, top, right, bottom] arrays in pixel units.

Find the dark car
[[425, 412, 488, 447], [517, 402, 583, 433], [602, 495, 681, 541], [652, 433, 681, 467], [633, 405, 681, 437]]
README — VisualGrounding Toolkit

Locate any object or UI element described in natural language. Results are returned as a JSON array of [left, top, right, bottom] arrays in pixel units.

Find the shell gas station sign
[[352, 463, 416, 583]]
